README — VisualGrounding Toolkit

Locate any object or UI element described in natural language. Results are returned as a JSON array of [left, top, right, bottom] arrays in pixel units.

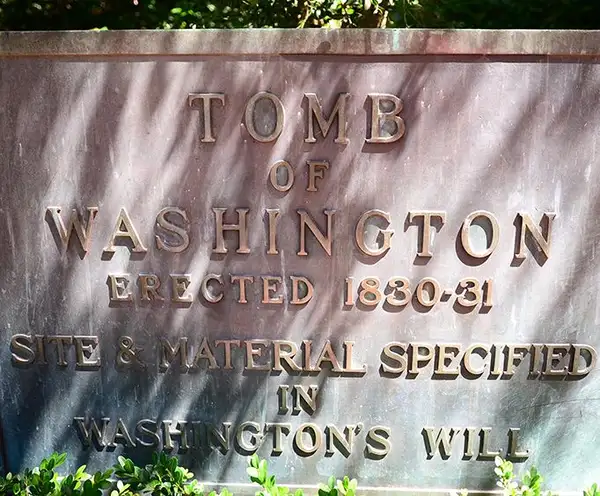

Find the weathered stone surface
[[1, 29, 600, 493]]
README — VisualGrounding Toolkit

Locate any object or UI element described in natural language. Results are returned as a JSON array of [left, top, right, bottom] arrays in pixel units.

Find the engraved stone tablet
[[1, 29, 599, 493]]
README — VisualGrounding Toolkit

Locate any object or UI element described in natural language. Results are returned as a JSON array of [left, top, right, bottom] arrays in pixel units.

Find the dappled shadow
[[1, 30, 600, 493]]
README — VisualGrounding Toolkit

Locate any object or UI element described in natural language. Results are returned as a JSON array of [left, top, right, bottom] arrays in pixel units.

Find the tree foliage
[[0, 0, 599, 31]]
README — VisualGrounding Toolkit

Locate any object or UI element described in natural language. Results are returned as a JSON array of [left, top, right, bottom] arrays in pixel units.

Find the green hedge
[[1, 0, 600, 30], [0, 451, 598, 496]]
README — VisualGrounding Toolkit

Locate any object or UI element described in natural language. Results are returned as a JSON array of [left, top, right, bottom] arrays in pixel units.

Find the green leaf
[[259, 459, 268, 482]]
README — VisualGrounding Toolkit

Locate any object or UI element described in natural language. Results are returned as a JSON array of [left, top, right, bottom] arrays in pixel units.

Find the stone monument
[[1, 29, 600, 493]]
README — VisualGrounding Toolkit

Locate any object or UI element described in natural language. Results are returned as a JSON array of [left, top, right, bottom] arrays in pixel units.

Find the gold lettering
[[366, 426, 391, 457], [103, 207, 147, 254], [381, 342, 407, 374], [273, 340, 301, 372], [462, 344, 489, 376], [244, 340, 271, 371], [265, 423, 291, 456], [162, 420, 189, 451], [188, 93, 225, 143], [366, 94, 405, 144], [570, 344, 597, 376], [236, 421, 263, 453], [343, 340, 367, 373], [297, 209, 335, 256], [460, 210, 499, 259], [306, 160, 329, 192], [303, 340, 315, 372], [155, 207, 190, 253], [293, 423, 322, 456], [325, 424, 357, 456], [262, 276, 283, 304], [408, 211, 446, 258], [73, 336, 101, 369], [108, 274, 133, 302], [266, 209, 281, 255], [305, 93, 349, 144], [244, 92, 285, 142], [268, 161, 294, 192], [231, 275, 254, 304], [46, 206, 98, 255], [422, 427, 460, 459], [463, 428, 478, 459], [490, 345, 504, 375], [359, 277, 382, 306], [314, 341, 343, 372], [171, 274, 193, 303], [479, 427, 501, 458], [201, 274, 224, 303], [415, 277, 441, 308], [213, 208, 250, 254], [434, 344, 460, 376], [47, 335, 73, 367], [409, 343, 434, 375], [138, 274, 164, 302], [514, 212, 556, 262], [507, 428, 530, 459], [543, 344, 569, 376], [159, 337, 189, 371], [290, 276, 314, 305], [355, 209, 393, 257], [504, 344, 529, 376], [192, 338, 219, 369], [215, 340, 241, 370], [385, 277, 411, 307], [292, 385, 319, 415], [10, 334, 35, 365]]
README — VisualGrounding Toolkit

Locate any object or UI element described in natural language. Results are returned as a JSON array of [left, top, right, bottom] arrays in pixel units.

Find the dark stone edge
[[0, 29, 600, 57]]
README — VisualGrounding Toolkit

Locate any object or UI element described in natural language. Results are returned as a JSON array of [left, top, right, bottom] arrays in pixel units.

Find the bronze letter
[[171, 274, 193, 303], [155, 207, 190, 253], [306, 160, 329, 192], [103, 208, 147, 254], [459, 210, 499, 259], [366, 94, 405, 144], [297, 209, 335, 256], [514, 212, 556, 262], [201, 274, 224, 303], [231, 275, 254, 304], [244, 92, 285, 142], [10, 334, 35, 365], [290, 276, 314, 305], [408, 211, 446, 258], [188, 93, 225, 143], [213, 208, 250, 254], [293, 423, 322, 456], [355, 209, 393, 257], [46, 206, 98, 256], [305, 93, 350, 144], [269, 161, 294, 192]]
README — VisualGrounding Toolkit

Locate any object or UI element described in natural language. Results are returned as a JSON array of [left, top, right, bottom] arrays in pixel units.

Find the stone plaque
[[1, 30, 600, 493]]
